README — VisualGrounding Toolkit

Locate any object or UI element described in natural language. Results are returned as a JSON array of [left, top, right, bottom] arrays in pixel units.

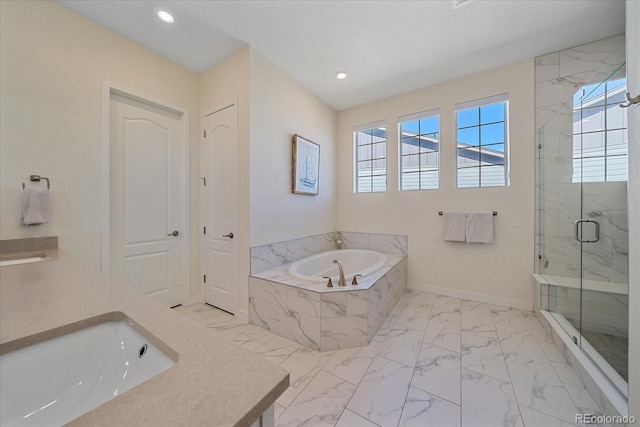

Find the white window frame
[[353, 120, 387, 193], [455, 93, 510, 189], [398, 108, 440, 191], [572, 79, 628, 183]]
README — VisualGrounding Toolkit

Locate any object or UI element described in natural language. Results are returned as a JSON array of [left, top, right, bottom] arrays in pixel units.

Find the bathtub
[[288, 249, 388, 282], [250, 249, 406, 351]]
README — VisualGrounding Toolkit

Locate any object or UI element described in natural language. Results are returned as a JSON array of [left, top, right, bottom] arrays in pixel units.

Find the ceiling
[[57, 0, 625, 111]]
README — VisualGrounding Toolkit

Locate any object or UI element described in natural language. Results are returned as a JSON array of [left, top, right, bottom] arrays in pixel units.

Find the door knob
[[223, 232, 234, 239], [168, 230, 179, 237]]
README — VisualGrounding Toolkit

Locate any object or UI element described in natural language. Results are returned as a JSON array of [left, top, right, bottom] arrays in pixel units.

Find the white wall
[[249, 50, 337, 246], [625, 0, 639, 418], [0, 1, 201, 294], [337, 60, 535, 308], [199, 47, 252, 313]]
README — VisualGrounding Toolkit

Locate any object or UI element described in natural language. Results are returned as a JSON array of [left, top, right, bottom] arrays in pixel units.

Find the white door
[[203, 104, 238, 314], [110, 94, 182, 307]]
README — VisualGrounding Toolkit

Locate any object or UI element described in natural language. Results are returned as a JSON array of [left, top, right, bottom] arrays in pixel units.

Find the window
[[455, 94, 509, 188], [354, 122, 387, 192], [399, 110, 439, 190], [572, 78, 628, 183]]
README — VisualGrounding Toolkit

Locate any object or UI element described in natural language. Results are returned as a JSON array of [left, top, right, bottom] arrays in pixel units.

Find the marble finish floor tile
[[520, 407, 578, 427], [205, 318, 257, 339], [334, 409, 378, 427], [322, 345, 377, 385], [411, 343, 461, 404], [461, 369, 523, 427], [499, 324, 549, 363], [506, 355, 579, 423], [254, 334, 301, 365], [462, 331, 510, 382], [174, 292, 601, 427], [347, 356, 414, 427], [276, 371, 355, 427], [377, 327, 424, 367], [277, 347, 335, 407], [232, 326, 279, 351], [399, 386, 461, 427]]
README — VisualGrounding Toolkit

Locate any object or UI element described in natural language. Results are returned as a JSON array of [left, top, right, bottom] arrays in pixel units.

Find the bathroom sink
[[0, 253, 49, 267], [0, 313, 177, 426]]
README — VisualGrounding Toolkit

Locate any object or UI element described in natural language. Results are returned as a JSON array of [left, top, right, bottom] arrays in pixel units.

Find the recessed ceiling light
[[336, 71, 348, 80], [156, 9, 175, 24]]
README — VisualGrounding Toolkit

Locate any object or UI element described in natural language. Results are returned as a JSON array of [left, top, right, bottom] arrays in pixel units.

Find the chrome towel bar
[[439, 211, 497, 216]]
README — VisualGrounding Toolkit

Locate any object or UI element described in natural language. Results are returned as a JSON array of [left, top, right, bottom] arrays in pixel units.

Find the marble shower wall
[[535, 35, 628, 284], [250, 231, 408, 274]]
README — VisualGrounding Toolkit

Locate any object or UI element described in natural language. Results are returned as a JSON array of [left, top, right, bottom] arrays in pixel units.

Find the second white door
[[203, 104, 238, 314]]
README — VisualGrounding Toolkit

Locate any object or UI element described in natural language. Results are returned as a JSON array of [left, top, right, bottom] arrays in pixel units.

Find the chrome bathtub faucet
[[333, 259, 346, 286]]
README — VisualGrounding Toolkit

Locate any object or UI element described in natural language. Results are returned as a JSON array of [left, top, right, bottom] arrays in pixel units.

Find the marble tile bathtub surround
[[249, 257, 407, 352], [340, 231, 408, 256], [181, 288, 623, 427], [250, 231, 408, 274]]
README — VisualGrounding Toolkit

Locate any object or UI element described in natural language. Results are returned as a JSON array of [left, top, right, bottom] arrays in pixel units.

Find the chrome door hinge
[[203, 275, 206, 283], [200, 177, 206, 186], [203, 129, 206, 138], [203, 226, 206, 234]]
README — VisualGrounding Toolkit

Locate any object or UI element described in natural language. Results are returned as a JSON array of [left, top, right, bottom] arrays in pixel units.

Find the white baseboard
[[408, 282, 533, 311]]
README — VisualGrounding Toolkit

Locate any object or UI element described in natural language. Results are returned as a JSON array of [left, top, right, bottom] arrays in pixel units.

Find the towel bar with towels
[[22, 175, 50, 190], [439, 211, 497, 216]]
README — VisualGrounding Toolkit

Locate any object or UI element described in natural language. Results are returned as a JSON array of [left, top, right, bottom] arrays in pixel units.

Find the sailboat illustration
[[299, 151, 317, 188]]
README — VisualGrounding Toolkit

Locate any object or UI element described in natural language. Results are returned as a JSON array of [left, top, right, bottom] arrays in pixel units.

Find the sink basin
[[0, 253, 49, 267], [0, 313, 177, 426]]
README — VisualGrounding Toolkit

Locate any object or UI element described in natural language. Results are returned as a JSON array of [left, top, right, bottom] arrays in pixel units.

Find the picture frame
[[292, 134, 320, 196]]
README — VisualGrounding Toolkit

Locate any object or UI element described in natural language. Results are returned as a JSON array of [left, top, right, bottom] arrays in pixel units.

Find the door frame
[[201, 100, 238, 313], [101, 81, 190, 305]]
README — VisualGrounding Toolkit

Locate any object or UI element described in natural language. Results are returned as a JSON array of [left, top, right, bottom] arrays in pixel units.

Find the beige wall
[[0, 1, 201, 295], [337, 60, 535, 308], [198, 48, 337, 316], [249, 50, 337, 247], [199, 47, 252, 313]]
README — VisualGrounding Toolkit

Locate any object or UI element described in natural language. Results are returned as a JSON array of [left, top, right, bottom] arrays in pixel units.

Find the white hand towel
[[466, 211, 494, 244], [20, 188, 50, 225], [443, 212, 467, 242]]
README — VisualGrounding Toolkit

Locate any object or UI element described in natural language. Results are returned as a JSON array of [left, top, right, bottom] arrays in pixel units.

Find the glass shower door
[[539, 54, 629, 393], [573, 72, 629, 386]]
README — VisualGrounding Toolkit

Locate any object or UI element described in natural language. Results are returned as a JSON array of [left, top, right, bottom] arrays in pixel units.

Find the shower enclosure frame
[[535, 48, 629, 402]]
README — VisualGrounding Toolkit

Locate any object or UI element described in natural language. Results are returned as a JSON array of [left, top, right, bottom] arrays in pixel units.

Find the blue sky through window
[[456, 102, 505, 154]]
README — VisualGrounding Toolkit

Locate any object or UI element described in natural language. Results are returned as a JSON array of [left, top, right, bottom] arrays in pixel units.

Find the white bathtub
[[288, 249, 388, 283]]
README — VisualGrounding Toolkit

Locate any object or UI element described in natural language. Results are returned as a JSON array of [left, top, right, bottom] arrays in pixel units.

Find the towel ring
[[22, 175, 50, 190]]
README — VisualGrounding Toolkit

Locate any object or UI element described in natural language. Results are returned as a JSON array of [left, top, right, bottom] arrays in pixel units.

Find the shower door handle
[[574, 219, 600, 243]]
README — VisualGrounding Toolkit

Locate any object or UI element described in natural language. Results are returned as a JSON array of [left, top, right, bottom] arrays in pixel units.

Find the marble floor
[[174, 291, 607, 427]]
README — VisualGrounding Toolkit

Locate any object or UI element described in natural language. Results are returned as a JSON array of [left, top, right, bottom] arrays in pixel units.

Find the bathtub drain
[[138, 344, 148, 358]]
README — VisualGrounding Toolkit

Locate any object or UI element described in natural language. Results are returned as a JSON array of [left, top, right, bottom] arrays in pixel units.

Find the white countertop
[[0, 249, 289, 427]]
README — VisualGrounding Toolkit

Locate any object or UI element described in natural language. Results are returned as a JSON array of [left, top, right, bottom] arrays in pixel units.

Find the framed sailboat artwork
[[292, 134, 320, 195]]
